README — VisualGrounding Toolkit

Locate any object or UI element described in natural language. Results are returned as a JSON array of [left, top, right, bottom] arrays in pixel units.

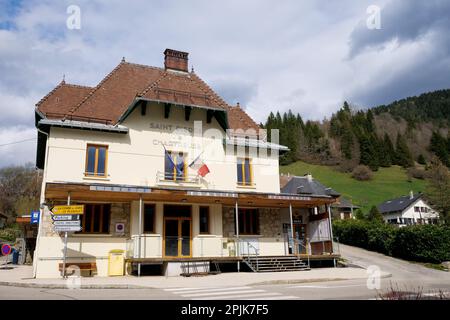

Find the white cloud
[[0, 0, 449, 167]]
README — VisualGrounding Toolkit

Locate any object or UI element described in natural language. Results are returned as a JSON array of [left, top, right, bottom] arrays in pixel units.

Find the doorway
[[163, 205, 191, 258]]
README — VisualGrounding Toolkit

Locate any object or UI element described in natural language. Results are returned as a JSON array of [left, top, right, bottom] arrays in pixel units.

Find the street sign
[[54, 226, 82, 232], [51, 205, 84, 215], [53, 221, 81, 226], [1, 244, 11, 256], [52, 215, 80, 221], [31, 211, 40, 224]]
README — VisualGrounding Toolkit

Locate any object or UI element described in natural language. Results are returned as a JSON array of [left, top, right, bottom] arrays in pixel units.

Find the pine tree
[[417, 154, 426, 165], [430, 131, 450, 167], [395, 133, 413, 167], [367, 206, 384, 223]]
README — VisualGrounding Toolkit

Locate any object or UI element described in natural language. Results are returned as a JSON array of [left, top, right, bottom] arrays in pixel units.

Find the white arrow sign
[[53, 221, 81, 226], [52, 215, 80, 221], [54, 226, 82, 232]]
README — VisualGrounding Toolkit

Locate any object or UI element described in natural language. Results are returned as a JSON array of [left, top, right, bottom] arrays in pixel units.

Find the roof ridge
[[138, 70, 169, 97], [123, 61, 164, 72], [68, 60, 126, 115], [189, 72, 230, 108], [35, 80, 66, 107], [63, 83, 94, 90], [229, 104, 260, 129]]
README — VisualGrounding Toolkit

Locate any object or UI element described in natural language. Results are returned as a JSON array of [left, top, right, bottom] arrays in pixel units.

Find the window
[[199, 206, 210, 234], [81, 204, 110, 233], [414, 207, 420, 212], [164, 151, 186, 181], [237, 158, 253, 186], [236, 208, 259, 235], [143, 204, 155, 233], [85, 144, 108, 177]]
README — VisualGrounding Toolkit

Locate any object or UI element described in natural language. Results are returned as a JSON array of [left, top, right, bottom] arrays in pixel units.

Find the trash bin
[[12, 249, 19, 265], [108, 249, 125, 276]]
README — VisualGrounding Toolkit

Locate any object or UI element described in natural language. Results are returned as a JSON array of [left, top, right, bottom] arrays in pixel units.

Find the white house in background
[[378, 191, 440, 227]]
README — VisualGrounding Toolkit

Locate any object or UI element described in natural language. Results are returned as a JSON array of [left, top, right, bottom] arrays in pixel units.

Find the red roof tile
[[36, 57, 259, 131], [36, 81, 93, 119]]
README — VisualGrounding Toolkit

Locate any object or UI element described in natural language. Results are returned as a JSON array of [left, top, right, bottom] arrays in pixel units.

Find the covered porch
[[44, 182, 339, 276]]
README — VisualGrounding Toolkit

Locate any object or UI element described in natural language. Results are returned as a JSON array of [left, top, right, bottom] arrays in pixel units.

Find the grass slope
[[280, 161, 427, 212]]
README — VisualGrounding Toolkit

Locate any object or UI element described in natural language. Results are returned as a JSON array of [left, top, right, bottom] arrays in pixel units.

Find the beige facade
[[34, 78, 336, 279]]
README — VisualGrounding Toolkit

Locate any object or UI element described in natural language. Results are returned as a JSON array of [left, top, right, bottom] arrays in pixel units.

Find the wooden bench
[[58, 262, 97, 276]]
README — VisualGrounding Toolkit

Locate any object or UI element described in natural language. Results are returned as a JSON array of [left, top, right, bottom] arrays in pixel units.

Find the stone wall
[[110, 203, 130, 237], [222, 207, 283, 237], [259, 208, 283, 238]]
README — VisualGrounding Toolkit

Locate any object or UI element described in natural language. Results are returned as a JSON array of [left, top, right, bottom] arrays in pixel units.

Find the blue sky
[[1, 0, 450, 167]]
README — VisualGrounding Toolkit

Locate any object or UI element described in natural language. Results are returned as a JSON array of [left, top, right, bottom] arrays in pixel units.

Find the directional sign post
[[53, 226, 82, 232], [51, 205, 84, 215], [53, 221, 81, 227], [50, 203, 84, 278], [52, 215, 80, 221]]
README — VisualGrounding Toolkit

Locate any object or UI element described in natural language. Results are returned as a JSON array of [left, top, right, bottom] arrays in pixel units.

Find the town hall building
[[33, 49, 339, 278]]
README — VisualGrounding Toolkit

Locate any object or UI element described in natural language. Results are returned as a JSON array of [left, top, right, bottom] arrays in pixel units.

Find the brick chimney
[[164, 49, 189, 72]]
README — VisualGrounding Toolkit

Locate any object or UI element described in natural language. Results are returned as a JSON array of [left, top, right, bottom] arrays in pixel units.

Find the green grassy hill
[[280, 161, 427, 212]]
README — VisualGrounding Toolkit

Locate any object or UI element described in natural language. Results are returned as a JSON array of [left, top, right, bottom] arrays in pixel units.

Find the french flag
[[189, 154, 210, 177]]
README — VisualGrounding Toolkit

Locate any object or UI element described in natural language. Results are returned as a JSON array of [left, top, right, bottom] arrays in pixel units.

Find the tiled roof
[[35, 59, 243, 127], [281, 175, 340, 198], [227, 103, 260, 132], [378, 193, 422, 214], [332, 197, 360, 209], [36, 81, 93, 119]]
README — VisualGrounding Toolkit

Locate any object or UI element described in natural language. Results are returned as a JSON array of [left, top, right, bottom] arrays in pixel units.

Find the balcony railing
[[156, 171, 201, 185]]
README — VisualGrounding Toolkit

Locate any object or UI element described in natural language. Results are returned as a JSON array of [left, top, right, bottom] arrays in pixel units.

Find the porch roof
[[45, 182, 336, 208]]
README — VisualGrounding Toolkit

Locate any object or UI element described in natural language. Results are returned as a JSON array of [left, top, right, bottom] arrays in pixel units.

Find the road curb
[[0, 281, 150, 289], [250, 273, 392, 286]]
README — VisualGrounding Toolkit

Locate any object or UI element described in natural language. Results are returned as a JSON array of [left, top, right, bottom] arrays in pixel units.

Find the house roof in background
[[280, 175, 340, 198], [378, 193, 422, 214], [332, 197, 360, 209]]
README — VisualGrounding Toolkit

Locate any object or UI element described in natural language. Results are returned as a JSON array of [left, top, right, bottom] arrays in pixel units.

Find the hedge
[[333, 220, 450, 263]]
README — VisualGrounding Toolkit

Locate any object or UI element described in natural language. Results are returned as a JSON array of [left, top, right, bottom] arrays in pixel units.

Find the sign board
[[31, 211, 40, 224], [54, 226, 82, 232], [51, 205, 84, 215], [52, 215, 80, 221], [53, 221, 81, 227], [1, 244, 12, 256]]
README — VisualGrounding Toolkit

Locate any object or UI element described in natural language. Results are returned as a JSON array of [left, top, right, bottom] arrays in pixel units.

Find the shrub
[[351, 165, 373, 181], [334, 220, 450, 263], [0, 227, 21, 242], [406, 167, 429, 180], [391, 225, 450, 263], [367, 223, 395, 255], [333, 219, 370, 249]]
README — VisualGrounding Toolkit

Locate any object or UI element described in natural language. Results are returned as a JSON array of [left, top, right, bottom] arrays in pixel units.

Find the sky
[[1, 0, 450, 168]]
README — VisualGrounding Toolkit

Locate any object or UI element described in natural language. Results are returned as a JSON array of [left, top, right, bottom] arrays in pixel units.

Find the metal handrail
[[292, 238, 310, 269], [237, 238, 260, 271], [156, 171, 201, 184]]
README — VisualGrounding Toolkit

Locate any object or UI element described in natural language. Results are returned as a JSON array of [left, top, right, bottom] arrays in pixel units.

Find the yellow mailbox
[[108, 249, 125, 276]]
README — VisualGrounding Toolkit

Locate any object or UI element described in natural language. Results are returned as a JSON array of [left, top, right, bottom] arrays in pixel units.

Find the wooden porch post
[[235, 200, 240, 272], [138, 195, 143, 276], [289, 203, 295, 255], [327, 204, 334, 255]]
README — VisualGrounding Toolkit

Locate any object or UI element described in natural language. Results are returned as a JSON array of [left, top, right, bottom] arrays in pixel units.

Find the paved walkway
[[0, 263, 389, 289]]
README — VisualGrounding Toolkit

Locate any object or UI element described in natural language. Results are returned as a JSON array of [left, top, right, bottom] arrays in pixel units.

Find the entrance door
[[163, 218, 191, 257]]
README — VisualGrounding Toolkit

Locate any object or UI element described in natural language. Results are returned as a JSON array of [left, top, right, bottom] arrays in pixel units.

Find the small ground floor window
[[80, 204, 111, 234]]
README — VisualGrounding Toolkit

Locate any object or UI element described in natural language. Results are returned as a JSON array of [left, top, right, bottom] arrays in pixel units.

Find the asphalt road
[[0, 244, 448, 300]]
